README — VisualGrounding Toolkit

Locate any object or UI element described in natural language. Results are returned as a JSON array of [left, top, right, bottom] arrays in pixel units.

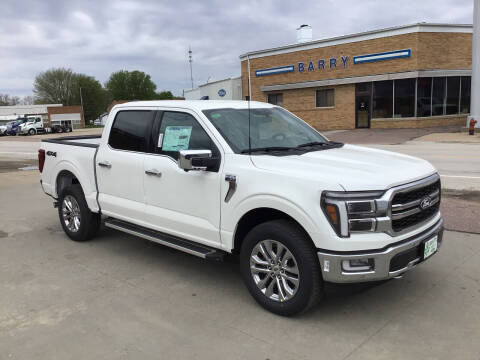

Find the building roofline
[[198, 76, 241, 88], [239, 23, 472, 60]]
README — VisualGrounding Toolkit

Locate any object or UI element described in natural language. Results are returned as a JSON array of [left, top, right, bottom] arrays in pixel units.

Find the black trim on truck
[[42, 135, 101, 148], [104, 218, 226, 261]]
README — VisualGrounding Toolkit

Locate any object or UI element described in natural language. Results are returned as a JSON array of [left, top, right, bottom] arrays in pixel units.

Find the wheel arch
[[56, 169, 82, 198], [232, 207, 315, 254]]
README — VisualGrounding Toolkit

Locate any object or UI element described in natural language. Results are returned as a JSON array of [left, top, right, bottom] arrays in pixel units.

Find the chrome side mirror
[[178, 149, 212, 171]]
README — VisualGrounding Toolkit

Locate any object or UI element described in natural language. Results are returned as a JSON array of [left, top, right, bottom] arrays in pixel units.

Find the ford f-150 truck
[[39, 100, 443, 315]]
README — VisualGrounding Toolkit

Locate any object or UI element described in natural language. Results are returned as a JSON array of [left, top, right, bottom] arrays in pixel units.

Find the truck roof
[[113, 100, 276, 112]]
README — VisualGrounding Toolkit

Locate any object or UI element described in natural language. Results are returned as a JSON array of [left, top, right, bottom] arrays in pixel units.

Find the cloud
[[0, 0, 474, 97]]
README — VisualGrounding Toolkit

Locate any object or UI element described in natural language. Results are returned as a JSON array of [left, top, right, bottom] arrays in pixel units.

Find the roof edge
[[239, 22, 473, 60]]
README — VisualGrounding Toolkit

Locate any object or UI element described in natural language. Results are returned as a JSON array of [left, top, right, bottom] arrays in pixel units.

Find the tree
[[155, 91, 174, 100], [20, 96, 35, 105], [75, 74, 110, 122], [0, 94, 20, 105], [105, 70, 157, 100], [33, 68, 77, 105], [33, 68, 109, 122]]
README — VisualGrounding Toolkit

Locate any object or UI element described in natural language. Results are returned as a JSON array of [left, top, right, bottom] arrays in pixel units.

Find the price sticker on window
[[162, 126, 193, 151]]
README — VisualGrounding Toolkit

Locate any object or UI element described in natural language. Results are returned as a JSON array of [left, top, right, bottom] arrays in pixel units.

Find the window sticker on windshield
[[211, 113, 221, 119], [162, 126, 193, 151]]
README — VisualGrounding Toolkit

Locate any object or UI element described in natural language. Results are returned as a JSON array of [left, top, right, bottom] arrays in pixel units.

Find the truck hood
[[250, 144, 437, 191]]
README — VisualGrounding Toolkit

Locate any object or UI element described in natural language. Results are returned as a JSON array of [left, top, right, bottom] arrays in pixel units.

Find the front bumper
[[317, 218, 444, 283]]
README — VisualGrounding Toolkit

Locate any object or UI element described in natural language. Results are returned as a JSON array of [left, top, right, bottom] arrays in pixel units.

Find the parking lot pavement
[[1, 171, 480, 359], [367, 141, 480, 193], [324, 126, 461, 145]]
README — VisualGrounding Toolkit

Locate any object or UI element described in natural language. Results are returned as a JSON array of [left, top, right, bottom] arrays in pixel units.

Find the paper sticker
[[162, 126, 192, 151]]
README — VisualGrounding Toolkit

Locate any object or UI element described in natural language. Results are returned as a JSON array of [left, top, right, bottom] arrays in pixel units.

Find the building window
[[460, 76, 471, 114], [417, 77, 432, 117], [315, 89, 334, 108], [372, 80, 393, 118], [394, 78, 415, 118], [432, 77, 446, 116], [267, 93, 283, 106], [446, 77, 460, 115]]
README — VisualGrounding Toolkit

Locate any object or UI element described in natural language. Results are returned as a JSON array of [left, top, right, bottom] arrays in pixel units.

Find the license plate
[[424, 236, 438, 259]]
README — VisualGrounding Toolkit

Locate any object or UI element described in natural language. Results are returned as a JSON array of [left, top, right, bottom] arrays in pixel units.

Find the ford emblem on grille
[[420, 196, 432, 210]]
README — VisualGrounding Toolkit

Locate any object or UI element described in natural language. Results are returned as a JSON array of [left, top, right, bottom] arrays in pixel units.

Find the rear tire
[[28, 128, 36, 135], [240, 219, 323, 316], [58, 184, 100, 242]]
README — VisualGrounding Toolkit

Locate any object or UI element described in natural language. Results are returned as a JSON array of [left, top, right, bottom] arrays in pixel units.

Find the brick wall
[[371, 115, 467, 129], [47, 106, 84, 128], [241, 31, 472, 130], [281, 84, 355, 130]]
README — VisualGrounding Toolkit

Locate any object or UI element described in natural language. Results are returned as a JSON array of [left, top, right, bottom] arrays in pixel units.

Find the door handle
[[145, 169, 162, 177], [98, 161, 112, 168]]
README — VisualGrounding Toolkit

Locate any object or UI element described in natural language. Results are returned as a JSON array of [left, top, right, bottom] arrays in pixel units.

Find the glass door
[[356, 83, 372, 128]]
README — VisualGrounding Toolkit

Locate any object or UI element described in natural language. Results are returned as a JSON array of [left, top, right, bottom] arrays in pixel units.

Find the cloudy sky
[[0, 0, 474, 97]]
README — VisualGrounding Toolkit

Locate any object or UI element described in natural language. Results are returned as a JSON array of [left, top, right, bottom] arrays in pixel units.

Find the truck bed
[[40, 135, 102, 212]]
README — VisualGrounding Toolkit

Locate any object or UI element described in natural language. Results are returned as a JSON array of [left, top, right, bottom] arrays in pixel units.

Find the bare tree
[[0, 94, 20, 106], [20, 96, 35, 105], [33, 68, 76, 105]]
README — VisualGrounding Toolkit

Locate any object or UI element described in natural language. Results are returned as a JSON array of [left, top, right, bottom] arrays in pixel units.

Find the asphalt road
[[0, 171, 479, 359]]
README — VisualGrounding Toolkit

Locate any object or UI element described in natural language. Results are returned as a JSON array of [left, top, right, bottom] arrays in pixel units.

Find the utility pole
[[188, 46, 194, 89], [468, 0, 480, 128], [79, 87, 85, 126]]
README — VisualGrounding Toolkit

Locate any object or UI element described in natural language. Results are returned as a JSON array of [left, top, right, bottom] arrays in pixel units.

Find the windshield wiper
[[296, 141, 329, 148], [240, 146, 296, 154], [296, 141, 344, 149]]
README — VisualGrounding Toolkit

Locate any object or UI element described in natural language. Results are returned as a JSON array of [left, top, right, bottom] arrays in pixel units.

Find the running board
[[104, 218, 225, 261]]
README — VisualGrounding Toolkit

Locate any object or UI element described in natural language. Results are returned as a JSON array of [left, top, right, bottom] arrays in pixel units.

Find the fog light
[[342, 258, 374, 272], [349, 218, 376, 232]]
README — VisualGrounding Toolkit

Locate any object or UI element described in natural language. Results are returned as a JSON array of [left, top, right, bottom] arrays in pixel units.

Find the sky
[[0, 0, 474, 97]]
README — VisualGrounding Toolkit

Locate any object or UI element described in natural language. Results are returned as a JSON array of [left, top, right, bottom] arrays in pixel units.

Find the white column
[[469, 0, 480, 127]]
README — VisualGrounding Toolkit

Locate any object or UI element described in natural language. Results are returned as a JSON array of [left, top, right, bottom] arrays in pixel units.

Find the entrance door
[[356, 83, 372, 128]]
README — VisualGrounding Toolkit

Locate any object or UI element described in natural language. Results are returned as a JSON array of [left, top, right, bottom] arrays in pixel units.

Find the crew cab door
[[143, 109, 223, 248], [96, 109, 156, 223]]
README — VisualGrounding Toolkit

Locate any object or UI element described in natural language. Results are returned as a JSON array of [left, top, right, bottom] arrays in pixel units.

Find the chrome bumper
[[317, 219, 444, 283]]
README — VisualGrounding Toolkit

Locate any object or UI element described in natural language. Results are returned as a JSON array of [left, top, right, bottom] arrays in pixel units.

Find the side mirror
[[178, 149, 213, 171]]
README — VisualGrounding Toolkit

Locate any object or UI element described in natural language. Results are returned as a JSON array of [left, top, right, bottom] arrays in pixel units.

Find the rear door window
[[109, 110, 155, 152]]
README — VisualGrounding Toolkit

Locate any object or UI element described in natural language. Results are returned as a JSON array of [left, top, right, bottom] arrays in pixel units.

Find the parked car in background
[[4, 118, 28, 135], [19, 118, 72, 135], [93, 112, 108, 126], [50, 121, 73, 133], [0, 124, 7, 135], [19, 117, 45, 135]]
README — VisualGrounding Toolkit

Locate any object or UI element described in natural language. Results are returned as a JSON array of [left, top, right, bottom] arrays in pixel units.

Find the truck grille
[[391, 180, 441, 232]]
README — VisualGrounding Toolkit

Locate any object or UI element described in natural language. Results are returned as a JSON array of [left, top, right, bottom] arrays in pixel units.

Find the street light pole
[[468, 0, 480, 128], [79, 87, 85, 126]]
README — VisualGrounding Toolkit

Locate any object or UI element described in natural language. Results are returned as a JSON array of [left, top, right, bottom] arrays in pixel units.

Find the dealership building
[[240, 23, 473, 130]]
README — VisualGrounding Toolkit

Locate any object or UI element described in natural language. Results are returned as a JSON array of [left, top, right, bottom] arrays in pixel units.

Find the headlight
[[321, 190, 386, 237]]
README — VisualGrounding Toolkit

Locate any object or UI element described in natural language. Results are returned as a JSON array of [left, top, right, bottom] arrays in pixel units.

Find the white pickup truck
[[39, 100, 443, 315]]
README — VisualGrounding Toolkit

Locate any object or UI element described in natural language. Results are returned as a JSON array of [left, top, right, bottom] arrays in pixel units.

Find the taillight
[[38, 149, 45, 173]]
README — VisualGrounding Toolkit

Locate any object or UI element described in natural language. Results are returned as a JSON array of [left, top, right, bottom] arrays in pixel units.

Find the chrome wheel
[[250, 240, 300, 302], [62, 195, 81, 233]]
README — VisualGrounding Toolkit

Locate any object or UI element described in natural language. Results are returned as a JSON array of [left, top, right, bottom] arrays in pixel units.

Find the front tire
[[58, 185, 100, 242], [28, 128, 36, 135], [240, 219, 323, 316]]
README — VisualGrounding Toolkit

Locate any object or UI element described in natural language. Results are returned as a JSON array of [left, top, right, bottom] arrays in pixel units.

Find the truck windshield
[[202, 107, 329, 153]]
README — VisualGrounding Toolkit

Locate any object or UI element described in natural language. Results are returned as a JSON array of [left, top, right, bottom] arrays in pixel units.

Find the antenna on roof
[[188, 46, 194, 89]]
